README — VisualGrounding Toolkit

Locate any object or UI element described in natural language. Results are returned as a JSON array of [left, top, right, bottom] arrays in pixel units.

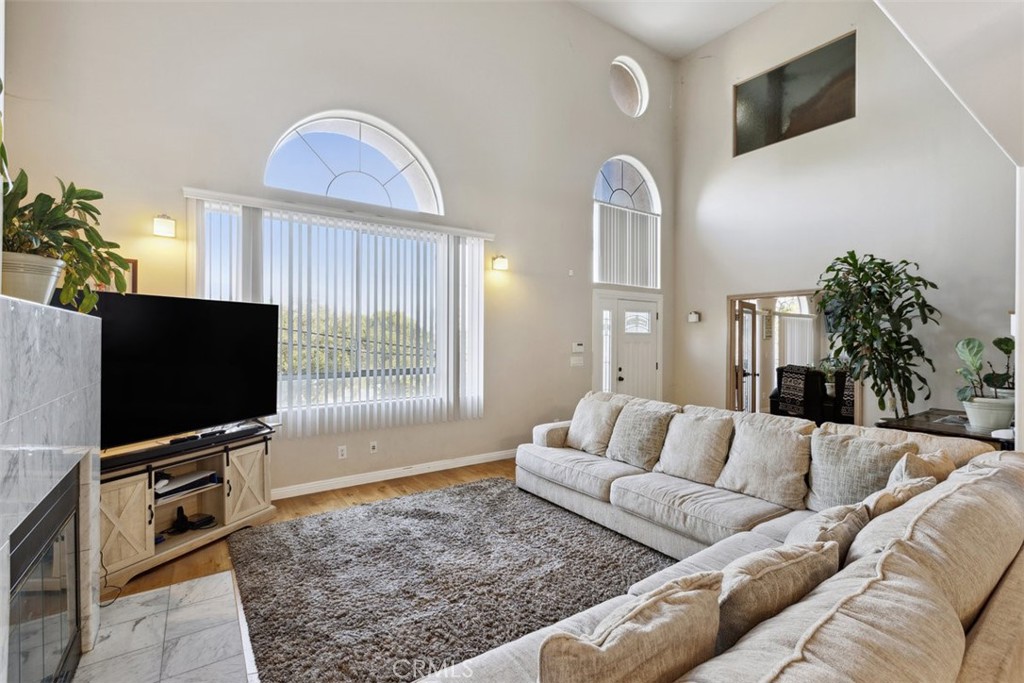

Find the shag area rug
[[229, 477, 674, 682]]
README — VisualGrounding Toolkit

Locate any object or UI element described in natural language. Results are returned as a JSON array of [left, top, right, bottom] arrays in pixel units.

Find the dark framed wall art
[[734, 32, 857, 156]]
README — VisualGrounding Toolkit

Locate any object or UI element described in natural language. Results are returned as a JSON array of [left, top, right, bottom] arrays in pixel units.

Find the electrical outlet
[[337, 445, 347, 459], [369, 441, 379, 454]]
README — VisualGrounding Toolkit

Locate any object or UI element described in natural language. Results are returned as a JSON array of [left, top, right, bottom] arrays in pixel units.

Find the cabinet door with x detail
[[224, 443, 271, 524], [99, 472, 155, 573]]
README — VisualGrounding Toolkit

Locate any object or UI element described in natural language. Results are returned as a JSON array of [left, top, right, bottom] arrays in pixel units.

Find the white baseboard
[[270, 449, 517, 500]]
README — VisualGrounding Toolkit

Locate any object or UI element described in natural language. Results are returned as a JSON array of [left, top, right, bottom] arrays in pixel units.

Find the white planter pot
[[0, 252, 66, 305], [824, 382, 836, 397], [962, 397, 1015, 430]]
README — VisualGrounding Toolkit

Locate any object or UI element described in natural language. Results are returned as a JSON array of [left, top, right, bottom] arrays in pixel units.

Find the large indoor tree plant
[[1, 79, 129, 313], [816, 251, 941, 419]]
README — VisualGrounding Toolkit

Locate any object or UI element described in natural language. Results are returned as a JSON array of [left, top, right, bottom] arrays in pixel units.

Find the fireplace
[[7, 467, 81, 683]]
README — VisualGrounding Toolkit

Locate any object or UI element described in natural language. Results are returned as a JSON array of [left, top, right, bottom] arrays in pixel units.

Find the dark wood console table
[[875, 408, 1015, 450]]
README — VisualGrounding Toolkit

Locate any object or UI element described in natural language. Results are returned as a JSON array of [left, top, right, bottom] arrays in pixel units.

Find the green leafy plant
[[816, 251, 941, 419], [817, 356, 849, 383], [955, 337, 1015, 401]]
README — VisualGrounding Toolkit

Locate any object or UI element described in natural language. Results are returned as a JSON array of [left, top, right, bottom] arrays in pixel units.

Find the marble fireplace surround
[[0, 294, 103, 677]]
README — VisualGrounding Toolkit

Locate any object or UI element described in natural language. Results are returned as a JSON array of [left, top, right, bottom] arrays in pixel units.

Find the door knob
[[618, 376, 625, 381]]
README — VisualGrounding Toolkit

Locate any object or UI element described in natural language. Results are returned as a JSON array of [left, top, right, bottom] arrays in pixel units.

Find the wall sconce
[[491, 255, 509, 271], [153, 214, 176, 238]]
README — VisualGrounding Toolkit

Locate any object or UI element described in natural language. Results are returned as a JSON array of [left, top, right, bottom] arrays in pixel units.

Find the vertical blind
[[189, 195, 485, 438], [777, 314, 818, 368], [593, 202, 661, 289]]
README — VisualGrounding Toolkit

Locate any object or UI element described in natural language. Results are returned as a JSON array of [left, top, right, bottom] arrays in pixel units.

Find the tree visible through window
[[265, 113, 443, 215]]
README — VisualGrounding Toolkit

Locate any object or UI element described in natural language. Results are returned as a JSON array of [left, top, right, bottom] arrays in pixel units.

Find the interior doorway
[[726, 290, 824, 413], [593, 290, 663, 400]]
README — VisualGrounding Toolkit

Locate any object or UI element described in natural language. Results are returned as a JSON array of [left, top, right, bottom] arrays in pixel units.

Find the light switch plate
[[572, 342, 585, 353], [570, 356, 584, 367]]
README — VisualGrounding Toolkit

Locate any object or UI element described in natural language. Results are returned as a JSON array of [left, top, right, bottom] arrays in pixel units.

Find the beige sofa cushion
[[606, 398, 680, 469], [816, 421, 994, 467], [785, 503, 869, 563], [515, 444, 645, 502], [845, 461, 1024, 628], [863, 476, 936, 518], [717, 541, 839, 654], [683, 541, 966, 682], [805, 433, 917, 511], [958, 542, 1024, 683], [653, 414, 733, 485], [749, 510, 816, 543], [715, 423, 811, 509], [888, 450, 955, 485], [611, 473, 789, 545], [565, 392, 630, 456], [629, 531, 780, 596], [539, 572, 721, 683], [685, 405, 815, 434]]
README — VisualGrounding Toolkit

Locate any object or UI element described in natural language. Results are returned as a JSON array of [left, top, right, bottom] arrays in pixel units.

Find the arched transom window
[[265, 112, 443, 215], [593, 157, 659, 214]]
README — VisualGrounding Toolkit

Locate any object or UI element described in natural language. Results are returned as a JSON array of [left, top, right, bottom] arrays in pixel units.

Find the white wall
[[5, 1, 676, 488], [673, 1, 1017, 425]]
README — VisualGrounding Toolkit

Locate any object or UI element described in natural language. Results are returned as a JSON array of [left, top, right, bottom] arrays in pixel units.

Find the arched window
[[265, 112, 443, 215], [593, 156, 661, 289]]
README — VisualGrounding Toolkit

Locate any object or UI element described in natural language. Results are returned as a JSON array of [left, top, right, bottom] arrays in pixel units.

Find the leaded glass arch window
[[593, 157, 659, 214], [265, 112, 443, 215]]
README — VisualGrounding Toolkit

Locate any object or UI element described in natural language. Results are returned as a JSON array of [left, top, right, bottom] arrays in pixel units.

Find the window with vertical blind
[[187, 192, 486, 437], [593, 157, 662, 289]]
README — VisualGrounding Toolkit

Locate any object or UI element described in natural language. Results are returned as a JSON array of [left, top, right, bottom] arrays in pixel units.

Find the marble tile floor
[[73, 571, 260, 683]]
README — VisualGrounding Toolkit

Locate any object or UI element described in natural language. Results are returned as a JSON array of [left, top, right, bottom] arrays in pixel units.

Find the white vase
[[824, 382, 836, 397], [962, 397, 1015, 430], [0, 252, 66, 305]]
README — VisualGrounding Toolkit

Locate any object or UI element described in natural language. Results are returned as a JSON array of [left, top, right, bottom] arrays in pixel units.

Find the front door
[[593, 292, 663, 399], [615, 299, 660, 399]]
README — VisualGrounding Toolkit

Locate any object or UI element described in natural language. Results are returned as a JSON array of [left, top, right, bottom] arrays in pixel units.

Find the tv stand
[[98, 427, 276, 590]]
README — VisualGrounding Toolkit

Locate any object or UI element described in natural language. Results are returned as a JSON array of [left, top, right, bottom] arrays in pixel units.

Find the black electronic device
[[53, 291, 278, 449]]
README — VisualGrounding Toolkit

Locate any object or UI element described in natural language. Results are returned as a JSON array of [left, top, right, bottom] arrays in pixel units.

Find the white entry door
[[593, 293, 662, 399]]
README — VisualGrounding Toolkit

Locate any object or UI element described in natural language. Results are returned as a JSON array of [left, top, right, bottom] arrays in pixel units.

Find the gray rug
[[228, 477, 674, 682]]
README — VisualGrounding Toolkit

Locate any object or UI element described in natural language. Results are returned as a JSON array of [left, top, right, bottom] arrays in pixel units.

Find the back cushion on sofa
[[539, 571, 722, 683], [846, 461, 1024, 629], [685, 405, 815, 435], [715, 422, 811, 509], [653, 414, 733, 485], [784, 503, 869, 563], [817, 421, 994, 467], [887, 450, 955, 485], [605, 398, 680, 469], [716, 541, 839, 654], [863, 476, 937, 518], [805, 433, 918, 511], [565, 392, 631, 456], [683, 542, 966, 683]]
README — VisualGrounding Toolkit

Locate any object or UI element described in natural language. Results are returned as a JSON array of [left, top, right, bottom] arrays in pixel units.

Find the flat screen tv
[[56, 292, 279, 450]]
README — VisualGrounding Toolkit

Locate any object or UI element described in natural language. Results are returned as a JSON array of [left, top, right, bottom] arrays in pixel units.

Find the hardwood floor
[[112, 459, 516, 599]]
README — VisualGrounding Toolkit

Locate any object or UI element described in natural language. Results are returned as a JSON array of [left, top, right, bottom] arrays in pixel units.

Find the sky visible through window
[[264, 117, 440, 214]]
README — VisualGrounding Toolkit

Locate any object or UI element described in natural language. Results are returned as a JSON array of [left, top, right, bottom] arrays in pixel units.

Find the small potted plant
[[818, 356, 849, 397], [955, 337, 1015, 429]]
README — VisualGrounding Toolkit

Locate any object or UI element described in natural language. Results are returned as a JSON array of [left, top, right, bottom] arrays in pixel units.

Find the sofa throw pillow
[[784, 503, 869, 564], [863, 476, 937, 518], [716, 541, 839, 654], [887, 450, 955, 486], [539, 571, 722, 683], [685, 405, 815, 435], [565, 392, 630, 456], [715, 422, 811, 509], [653, 414, 734, 484], [605, 399, 680, 469], [805, 434, 919, 511]]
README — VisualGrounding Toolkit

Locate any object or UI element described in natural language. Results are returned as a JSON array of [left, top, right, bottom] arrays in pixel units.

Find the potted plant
[[816, 251, 941, 419], [2, 169, 129, 313], [955, 337, 1015, 429], [818, 357, 849, 397]]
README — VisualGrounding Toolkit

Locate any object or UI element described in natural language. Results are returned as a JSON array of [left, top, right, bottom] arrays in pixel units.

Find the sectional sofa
[[422, 392, 1024, 682]]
